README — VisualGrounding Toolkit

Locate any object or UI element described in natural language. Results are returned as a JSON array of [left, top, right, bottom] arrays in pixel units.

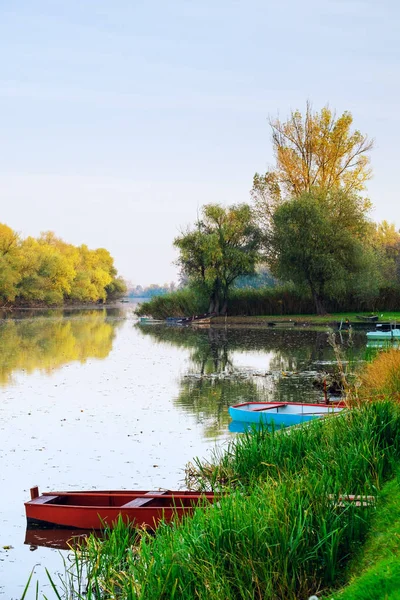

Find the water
[[0, 308, 368, 598]]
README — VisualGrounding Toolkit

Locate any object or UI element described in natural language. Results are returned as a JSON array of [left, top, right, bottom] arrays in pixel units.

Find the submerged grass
[[29, 400, 400, 600]]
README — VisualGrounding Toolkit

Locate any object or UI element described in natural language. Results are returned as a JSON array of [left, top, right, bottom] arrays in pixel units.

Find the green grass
[[27, 401, 400, 600], [326, 472, 400, 600], [189, 401, 400, 492]]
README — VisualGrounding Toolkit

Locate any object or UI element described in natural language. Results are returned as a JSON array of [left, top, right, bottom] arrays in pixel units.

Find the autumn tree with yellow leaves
[[252, 102, 373, 228], [0, 225, 126, 306]]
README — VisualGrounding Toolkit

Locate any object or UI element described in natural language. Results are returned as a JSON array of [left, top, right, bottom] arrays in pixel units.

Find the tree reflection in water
[[0, 309, 123, 385], [137, 324, 366, 438]]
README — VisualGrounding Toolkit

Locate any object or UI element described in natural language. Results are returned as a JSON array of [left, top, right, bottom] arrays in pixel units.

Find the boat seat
[[253, 404, 287, 412], [122, 490, 167, 509], [28, 495, 59, 504], [122, 497, 154, 508]]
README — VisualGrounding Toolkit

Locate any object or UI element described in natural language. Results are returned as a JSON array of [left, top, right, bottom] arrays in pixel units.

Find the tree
[[0, 223, 21, 303], [371, 220, 400, 283], [270, 192, 366, 314], [0, 224, 125, 305], [252, 103, 373, 230], [174, 204, 262, 315]]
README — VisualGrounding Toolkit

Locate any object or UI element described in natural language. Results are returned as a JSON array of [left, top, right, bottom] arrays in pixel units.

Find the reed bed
[[135, 283, 400, 319], [39, 401, 400, 600], [188, 402, 400, 492], [135, 289, 207, 319]]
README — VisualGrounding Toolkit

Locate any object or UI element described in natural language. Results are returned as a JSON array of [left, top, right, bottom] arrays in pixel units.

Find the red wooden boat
[[25, 487, 217, 530]]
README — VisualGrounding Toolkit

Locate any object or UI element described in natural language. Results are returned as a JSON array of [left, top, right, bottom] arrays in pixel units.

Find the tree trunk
[[208, 293, 219, 315], [312, 289, 326, 315]]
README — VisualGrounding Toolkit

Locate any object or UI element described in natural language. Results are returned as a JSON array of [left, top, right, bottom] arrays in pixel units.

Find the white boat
[[228, 401, 344, 426]]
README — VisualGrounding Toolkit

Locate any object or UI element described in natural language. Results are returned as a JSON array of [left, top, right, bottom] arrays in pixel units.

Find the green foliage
[[0, 224, 125, 305], [174, 204, 262, 314], [270, 192, 369, 313]]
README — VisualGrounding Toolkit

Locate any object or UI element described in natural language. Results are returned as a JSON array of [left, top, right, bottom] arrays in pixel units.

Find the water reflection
[[25, 528, 92, 551], [0, 309, 124, 385], [228, 421, 284, 434], [138, 324, 366, 436]]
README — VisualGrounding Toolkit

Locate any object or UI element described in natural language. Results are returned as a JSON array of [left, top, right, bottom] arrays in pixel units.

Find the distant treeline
[[0, 223, 126, 306], [128, 282, 178, 298]]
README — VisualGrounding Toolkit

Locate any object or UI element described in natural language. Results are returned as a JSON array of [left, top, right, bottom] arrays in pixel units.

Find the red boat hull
[[25, 489, 217, 530]]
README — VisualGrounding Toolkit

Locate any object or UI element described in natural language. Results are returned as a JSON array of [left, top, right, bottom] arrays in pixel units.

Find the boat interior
[[238, 403, 343, 415], [29, 491, 216, 508]]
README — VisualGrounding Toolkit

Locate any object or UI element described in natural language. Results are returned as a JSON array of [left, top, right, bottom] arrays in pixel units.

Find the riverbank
[[22, 344, 400, 599], [136, 285, 400, 321], [325, 471, 400, 599], [29, 400, 400, 599], [211, 311, 400, 326]]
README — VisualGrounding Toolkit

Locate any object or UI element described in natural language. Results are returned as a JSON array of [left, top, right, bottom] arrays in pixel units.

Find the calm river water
[[0, 305, 368, 599]]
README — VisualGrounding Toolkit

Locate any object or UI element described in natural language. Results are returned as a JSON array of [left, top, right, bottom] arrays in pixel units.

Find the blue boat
[[228, 401, 344, 426], [366, 328, 400, 341]]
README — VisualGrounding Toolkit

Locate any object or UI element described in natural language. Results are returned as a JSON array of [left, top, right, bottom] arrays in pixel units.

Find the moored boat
[[229, 401, 345, 426], [25, 487, 218, 530], [366, 328, 400, 340], [356, 314, 379, 322]]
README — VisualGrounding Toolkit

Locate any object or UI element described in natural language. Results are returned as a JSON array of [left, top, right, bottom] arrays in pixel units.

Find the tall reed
[[188, 402, 400, 492]]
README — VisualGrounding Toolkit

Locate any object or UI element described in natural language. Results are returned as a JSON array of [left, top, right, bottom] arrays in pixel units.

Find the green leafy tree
[[174, 204, 262, 315], [270, 192, 367, 314]]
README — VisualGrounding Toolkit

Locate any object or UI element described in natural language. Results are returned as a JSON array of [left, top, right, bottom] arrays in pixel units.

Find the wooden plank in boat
[[122, 490, 167, 508], [28, 495, 59, 505]]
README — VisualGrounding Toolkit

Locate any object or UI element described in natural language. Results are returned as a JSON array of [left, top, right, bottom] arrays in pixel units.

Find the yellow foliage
[[0, 224, 124, 305], [359, 348, 400, 401], [269, 102, 373, 198], [0, 312, 121, 385]]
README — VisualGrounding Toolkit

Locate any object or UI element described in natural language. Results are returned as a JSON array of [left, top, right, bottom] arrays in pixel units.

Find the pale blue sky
[[1, 0, 399, 284]]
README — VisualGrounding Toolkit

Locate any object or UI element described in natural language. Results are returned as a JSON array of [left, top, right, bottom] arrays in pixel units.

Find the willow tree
[[174, 204, 262, 315]]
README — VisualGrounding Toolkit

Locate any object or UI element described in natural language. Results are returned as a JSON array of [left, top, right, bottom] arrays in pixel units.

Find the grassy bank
[[27, 348, 400, 599], [326, 471, 400, 600], [31, 401, 400, 600]]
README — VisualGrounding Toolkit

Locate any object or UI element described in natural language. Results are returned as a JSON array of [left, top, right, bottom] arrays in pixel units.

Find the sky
[[0, 0, 399, 285]]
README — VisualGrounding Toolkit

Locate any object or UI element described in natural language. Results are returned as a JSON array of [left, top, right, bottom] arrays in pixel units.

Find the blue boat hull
[[228, 406, 322, 426]]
